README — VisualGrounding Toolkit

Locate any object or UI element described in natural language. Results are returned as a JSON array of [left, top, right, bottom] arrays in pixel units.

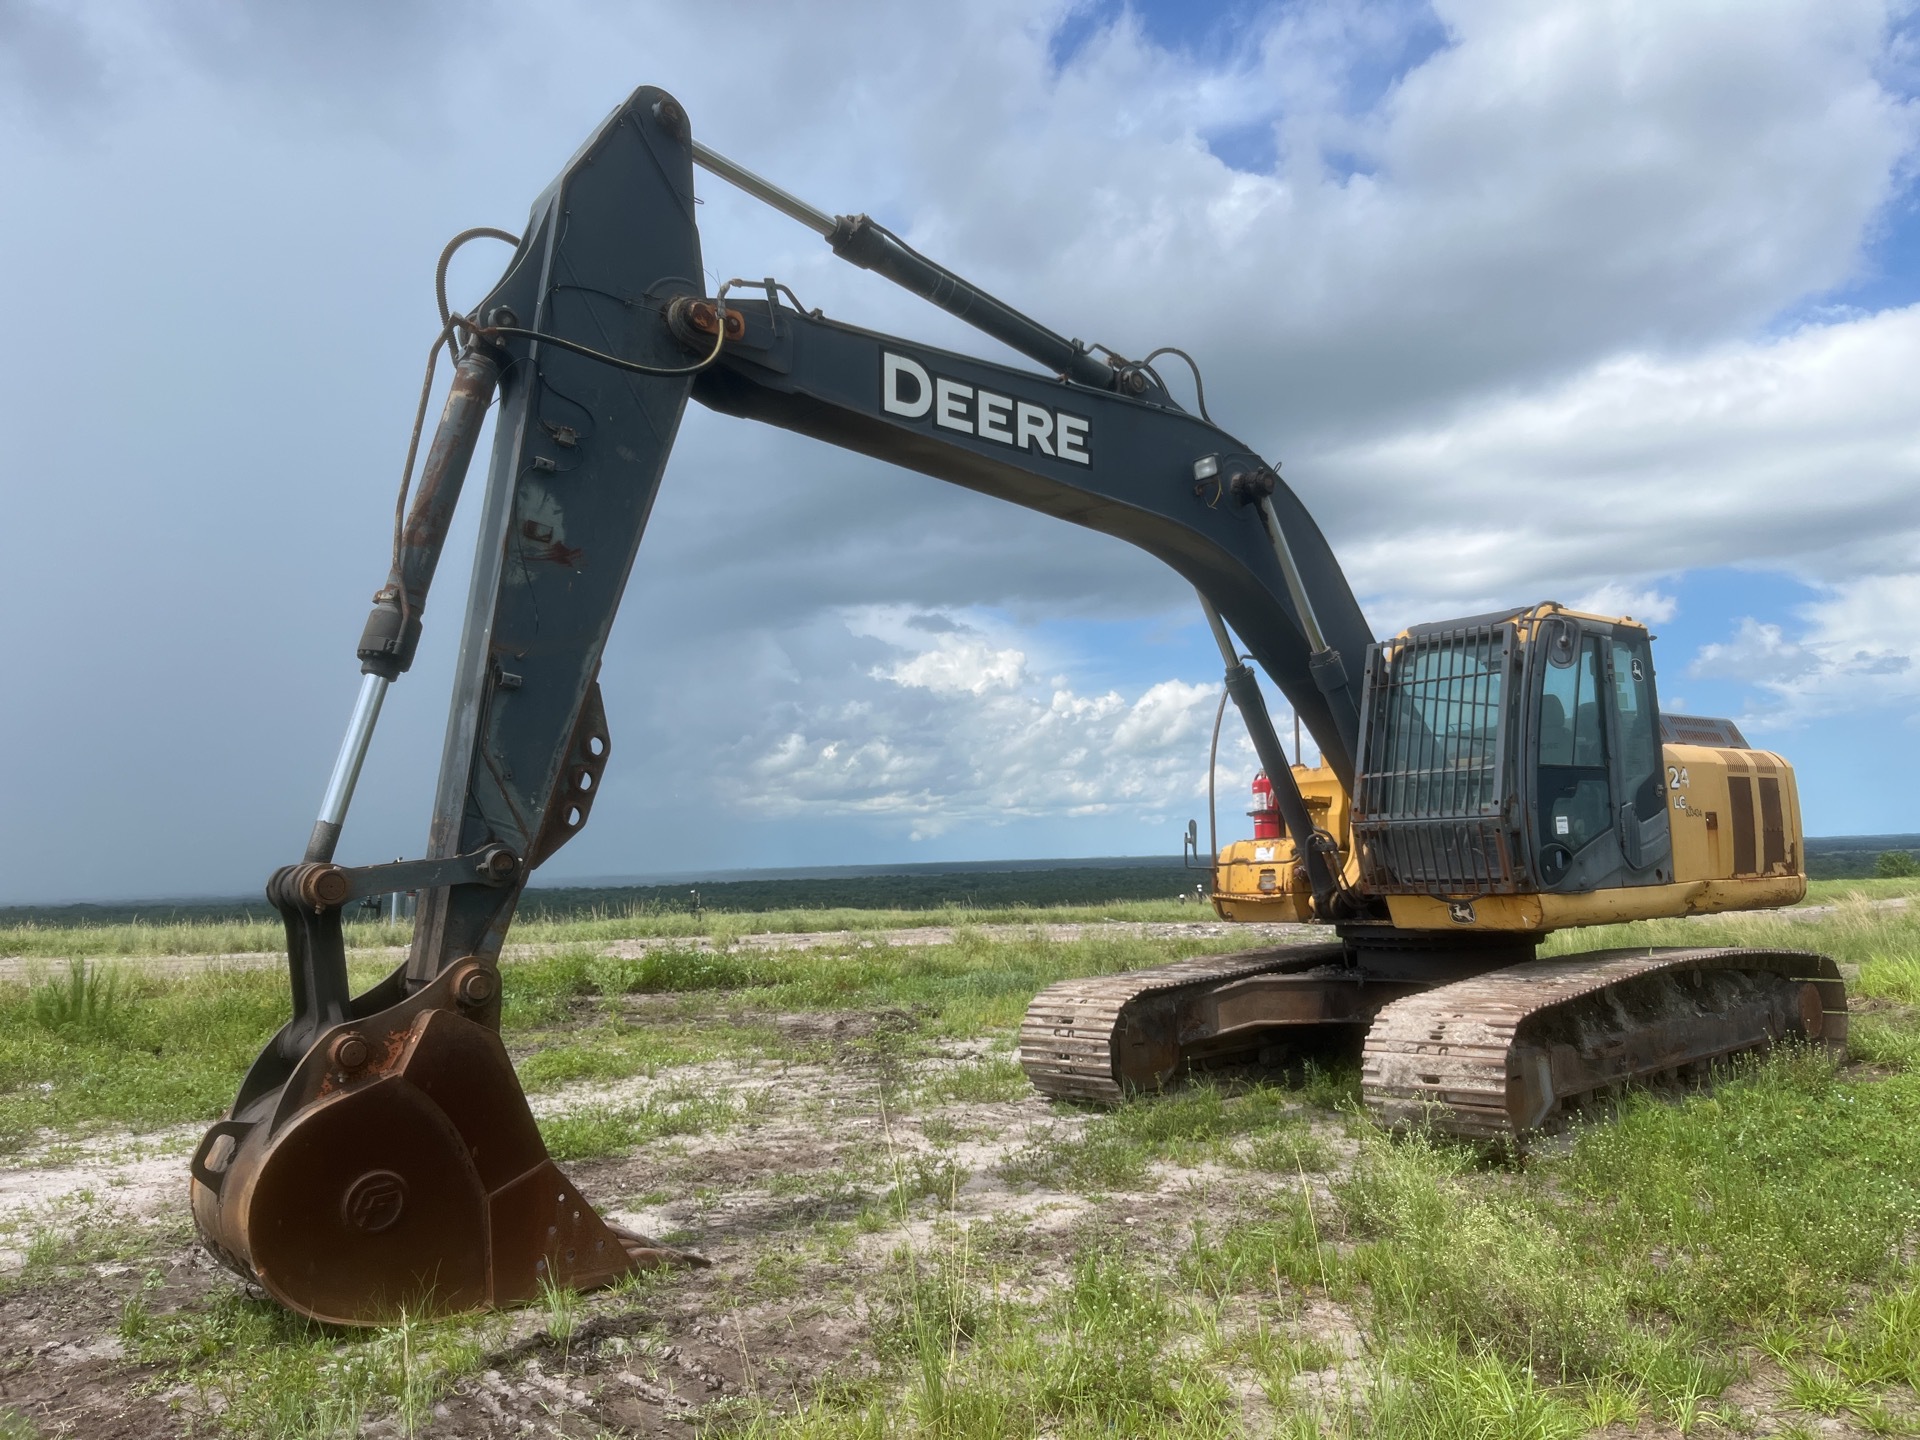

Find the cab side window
[[1611, 636, 1662, 820]]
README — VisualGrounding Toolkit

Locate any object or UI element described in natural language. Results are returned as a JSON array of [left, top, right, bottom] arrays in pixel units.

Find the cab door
[[1605, 627, 1673, 884], [1528, 618, 1672, 890]]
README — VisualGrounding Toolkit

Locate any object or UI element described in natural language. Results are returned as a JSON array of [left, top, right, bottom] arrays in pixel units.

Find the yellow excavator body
[[1214, 605, 1809, 932], [1217, 740, 1808, 931], [1020, 603, 1845, 1139]]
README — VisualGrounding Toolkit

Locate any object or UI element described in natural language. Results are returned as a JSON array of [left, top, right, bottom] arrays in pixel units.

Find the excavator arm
[[190, 84, 1376, 1323], [386, 86, 1368, 993]]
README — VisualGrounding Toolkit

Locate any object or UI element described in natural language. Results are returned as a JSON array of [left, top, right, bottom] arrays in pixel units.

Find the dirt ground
[[4, 918, 1912, 1438], [0, 992, 1353, 1438]]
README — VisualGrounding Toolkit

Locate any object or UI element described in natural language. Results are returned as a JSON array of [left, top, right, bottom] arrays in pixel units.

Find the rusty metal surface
[[191, 955, 694, 1325], [1019, 943, 1349, 1103], [1361, 946, 1848, 1143]]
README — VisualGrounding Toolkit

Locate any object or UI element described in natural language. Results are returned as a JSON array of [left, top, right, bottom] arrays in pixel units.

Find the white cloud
[[883, 638, 1028, 697], [1, 0, 1917, 895], [1692, 618, 1818, 683], [1325, 305, 1920, 623], [1570, 583, 1678, 626], [1693, 575, 1920, 729], [716, 609, 1265, 839], [1113, 680, 1219, 754]]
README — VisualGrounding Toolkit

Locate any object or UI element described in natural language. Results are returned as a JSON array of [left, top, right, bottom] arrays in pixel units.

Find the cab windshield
[[1364, 631, 1509, 820]]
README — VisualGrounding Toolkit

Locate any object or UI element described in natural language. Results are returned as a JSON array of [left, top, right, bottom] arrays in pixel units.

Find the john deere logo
[[342, 1170, 408, 1233], [1447, 900, 1476, 925]]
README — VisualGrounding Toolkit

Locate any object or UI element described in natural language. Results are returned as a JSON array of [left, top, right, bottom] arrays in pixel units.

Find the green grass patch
[[915, 1055, 1030, 1106], [513, 1019, 725, 1091], [1004, 1078, 1342, 1191], [0, 898, 1206, 962], [1553, 1048, 1920, 1333], [0, 920, 1243, 1149], [120, 1284, 496, 1436], [5, 892, 1918, 1437], [1183, 1190, 1330, 1296], [1861, 952, 1920, 1006], [0, 965, 331, 1153], [865, 1239, 1236, 1438], [1803, 876, 1920, 905], [1545, 890, 1920, 969], [1318, 1044, 1920, 1410], [537, 1083, 747, 1162]]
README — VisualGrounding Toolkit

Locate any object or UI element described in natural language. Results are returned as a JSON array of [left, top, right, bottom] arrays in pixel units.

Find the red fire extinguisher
[[1249, 770, 1280, 840]]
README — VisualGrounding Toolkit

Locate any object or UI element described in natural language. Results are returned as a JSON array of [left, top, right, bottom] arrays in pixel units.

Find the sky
[[0, 0, 1916, 904]]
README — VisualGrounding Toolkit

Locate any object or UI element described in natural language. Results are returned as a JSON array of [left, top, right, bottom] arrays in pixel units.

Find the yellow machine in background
[[1213, 760, 1351, 924]]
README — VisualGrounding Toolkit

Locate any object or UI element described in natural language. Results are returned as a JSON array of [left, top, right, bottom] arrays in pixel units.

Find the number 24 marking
[[1667, 766, 1691, 789]]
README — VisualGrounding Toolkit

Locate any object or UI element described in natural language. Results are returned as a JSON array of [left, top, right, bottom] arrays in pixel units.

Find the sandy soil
[[0, 1001, 1348, 1438]]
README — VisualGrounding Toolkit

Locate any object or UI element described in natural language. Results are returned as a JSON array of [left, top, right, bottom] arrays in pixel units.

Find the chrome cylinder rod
[[691, 139, 1116, 389], [691, 140, 835, 238], [1256, 496, 1330, 655], [303, 672, 389, 863]]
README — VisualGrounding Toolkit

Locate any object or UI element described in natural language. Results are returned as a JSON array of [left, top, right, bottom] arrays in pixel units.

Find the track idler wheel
[[189, 958, 698, 1325]]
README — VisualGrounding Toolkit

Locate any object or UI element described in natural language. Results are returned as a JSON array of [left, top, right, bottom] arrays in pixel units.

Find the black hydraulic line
[[436, 228, 521, 366], [1207, 686, 1229, 868]]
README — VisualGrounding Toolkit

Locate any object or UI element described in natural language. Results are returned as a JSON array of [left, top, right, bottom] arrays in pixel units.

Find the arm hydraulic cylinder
[[692, 142, 1117, 389]]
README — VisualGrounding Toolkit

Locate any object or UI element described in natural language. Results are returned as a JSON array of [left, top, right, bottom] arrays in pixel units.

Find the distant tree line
[[1, 864, 1200, 929], [1805, 834, 1920, 880], [515, 865, 1198, 918]]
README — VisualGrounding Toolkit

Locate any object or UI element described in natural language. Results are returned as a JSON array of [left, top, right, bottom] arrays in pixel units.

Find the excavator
[[190, 86, 1846, 1325]]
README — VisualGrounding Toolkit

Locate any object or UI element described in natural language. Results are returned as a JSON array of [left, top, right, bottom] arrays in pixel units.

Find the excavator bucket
[[190, 954, 692, 1325]]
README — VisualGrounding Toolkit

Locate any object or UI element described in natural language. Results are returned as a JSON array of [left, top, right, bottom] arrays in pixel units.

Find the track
[[1022, 943, 1848, 1143], [1018, 943, 1347, 1103], [1362, 946, 1848, 1142]]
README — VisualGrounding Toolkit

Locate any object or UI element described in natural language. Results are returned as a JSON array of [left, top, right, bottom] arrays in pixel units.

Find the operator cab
[[1351, 603, 1673, 897]]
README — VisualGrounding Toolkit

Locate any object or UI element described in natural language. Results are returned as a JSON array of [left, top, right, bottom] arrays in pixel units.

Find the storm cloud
[[1, 0, 1914, 902]]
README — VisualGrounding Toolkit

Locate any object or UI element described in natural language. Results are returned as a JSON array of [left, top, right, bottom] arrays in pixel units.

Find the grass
[[538, 1082, 750, 1162], [741, 1031, 1920, 1438], [1002, 1078, 1342, 1191], [3, 889, 1919, 1437], [1, 875, 1902, 964], [0, 924, 1270, 1154], [864, 1238, 1237, 1438], [0, 961, 371, 1153], [707, 895, 1920, 1438], [119, 1284, 498, 1437], [0, 898, 1205, 961]]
